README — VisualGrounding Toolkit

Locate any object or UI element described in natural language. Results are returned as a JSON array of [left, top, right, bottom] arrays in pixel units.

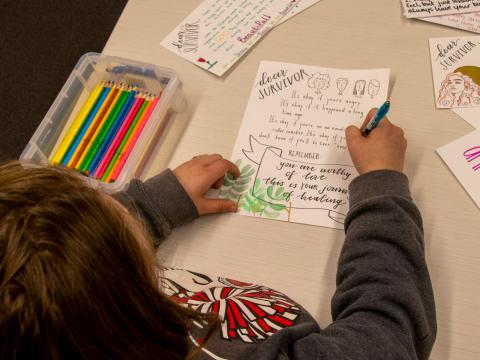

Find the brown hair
[[0, 161, 216, 359]]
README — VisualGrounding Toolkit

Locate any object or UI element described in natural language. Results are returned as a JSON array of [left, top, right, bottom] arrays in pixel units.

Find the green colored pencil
[[101, 96, 150, 181], [79, 85, 130, 172]]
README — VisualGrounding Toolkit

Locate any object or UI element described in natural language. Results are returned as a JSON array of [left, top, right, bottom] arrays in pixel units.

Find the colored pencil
[[86, 87, 138, 175], [106, 95, 160, 182], [73, 83, 122, 169], [102, 96, 153, 182], [78, 85, 130, 172], [93, 93, 145, 179], [50, 82, 104, 165], [49, 84, 97, 163], [61, 84, 110, 166], [67, 82, 116, 168]]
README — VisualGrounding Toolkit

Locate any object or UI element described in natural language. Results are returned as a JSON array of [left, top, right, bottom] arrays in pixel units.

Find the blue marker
[[362, 101, 390, 137]]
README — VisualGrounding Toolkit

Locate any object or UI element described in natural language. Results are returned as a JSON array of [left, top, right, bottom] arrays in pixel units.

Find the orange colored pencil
[[67, 82, 117, 168], [106, 95, 160, 182], [74, 83, 125, 169]]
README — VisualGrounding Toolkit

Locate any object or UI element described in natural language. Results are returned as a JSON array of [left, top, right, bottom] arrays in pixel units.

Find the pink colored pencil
[[110, 96, 160, 182], [93, 94, 145, 179]]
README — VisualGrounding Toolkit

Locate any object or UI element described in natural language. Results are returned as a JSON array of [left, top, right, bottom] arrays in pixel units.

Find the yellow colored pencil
[[74, 83, 126, 169], [49, 85, 93, 161], [50, 82, 104, 165], [66, 82, 116, 168]]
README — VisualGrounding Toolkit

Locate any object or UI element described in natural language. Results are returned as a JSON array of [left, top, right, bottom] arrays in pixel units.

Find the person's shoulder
[[158, 268, 319, 359]]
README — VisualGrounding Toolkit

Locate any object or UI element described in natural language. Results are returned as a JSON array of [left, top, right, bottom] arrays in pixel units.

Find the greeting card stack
[[161, 0, 321, 76]]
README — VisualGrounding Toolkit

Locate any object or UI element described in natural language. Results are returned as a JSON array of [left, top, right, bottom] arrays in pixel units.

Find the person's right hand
[[345, 108, 407, 175]]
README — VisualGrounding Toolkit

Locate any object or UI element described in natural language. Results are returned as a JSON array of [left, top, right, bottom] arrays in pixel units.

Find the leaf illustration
[[263, 208, 281, 219], [219, 159, 255, 202], [275, 187, 284, 198], [268, 203, 286, 211]]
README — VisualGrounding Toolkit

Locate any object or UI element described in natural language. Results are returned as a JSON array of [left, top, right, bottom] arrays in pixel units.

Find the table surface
[[103, 1, 480, 358]]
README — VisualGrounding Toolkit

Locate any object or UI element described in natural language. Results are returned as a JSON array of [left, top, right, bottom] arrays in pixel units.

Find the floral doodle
[[160, 269, 300, 343]]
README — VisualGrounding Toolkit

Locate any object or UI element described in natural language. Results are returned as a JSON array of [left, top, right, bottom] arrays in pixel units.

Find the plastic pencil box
[[20, 52, 185, 193]]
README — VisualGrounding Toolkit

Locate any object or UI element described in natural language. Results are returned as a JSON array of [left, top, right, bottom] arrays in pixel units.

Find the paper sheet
[[277, 0, 321, 24], [421, 11, 480, 33], [452, 107, 480, 127], [429, 36, 480, 109], [437, 130, 480, 208], [402, 0, 480, 19], [161, 0, 299, 76], [220, 61, 389, 229]]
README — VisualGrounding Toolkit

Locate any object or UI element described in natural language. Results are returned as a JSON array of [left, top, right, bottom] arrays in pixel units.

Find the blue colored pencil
[[61, 84, 111, 165], [86, 87, 137, 174]]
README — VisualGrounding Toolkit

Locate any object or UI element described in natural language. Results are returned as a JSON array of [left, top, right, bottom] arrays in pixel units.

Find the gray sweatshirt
[[115, 169, 437, 360]]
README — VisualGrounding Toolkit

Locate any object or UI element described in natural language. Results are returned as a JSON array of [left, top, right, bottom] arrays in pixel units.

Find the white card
[[452, 107, 480, 127], [421, 11, 480, 33], [277, 0, 321, 25], [437, 130, 480, 208], [402, 0, 480, 19], [220, 61, 389, 229], [161, 0, 299, 76], [429, 36, 480, 109]]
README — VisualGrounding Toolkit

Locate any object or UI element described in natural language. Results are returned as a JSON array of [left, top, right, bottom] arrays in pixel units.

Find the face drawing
[[438, 72, 480, 108], [336, 78, 348, 95], [447, 74, 465, 95], [308, 73, 330, 95], [368, 79, 380, 98], [353, 80, 366, 97]]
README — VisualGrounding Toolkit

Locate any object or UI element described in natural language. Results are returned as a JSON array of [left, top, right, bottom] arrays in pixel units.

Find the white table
[[103, 1, 480, 358]]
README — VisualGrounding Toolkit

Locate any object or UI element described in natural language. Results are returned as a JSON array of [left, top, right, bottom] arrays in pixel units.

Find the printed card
[[220, 61, 389, 229], [421, 11, 480, 33], [402, 0, 480, 19], [161, 0, 299, 76], [429, 36, 480, 109], [437, 130, 480, 208]]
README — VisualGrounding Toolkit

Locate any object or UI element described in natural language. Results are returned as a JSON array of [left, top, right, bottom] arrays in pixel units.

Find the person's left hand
[[173, 154, 240, 215]]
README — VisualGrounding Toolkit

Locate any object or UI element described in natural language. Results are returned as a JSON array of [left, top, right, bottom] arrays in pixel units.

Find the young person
[[0, 109, 436, 359]]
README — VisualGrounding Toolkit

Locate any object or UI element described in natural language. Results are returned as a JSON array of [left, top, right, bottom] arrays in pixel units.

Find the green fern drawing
[[263, 185, 292, 220], [242, 179, 293, 220], [220, 159, 255, 207], [220, 160, 293, 221], [242, 178, 267, 216]]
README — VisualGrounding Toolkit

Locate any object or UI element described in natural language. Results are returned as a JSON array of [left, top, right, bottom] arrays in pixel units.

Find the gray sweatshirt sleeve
[[113, 169, 199, 246], [290, 170, 436, 359]]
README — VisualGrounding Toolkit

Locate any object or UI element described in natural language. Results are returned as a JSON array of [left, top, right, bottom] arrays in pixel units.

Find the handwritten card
[[437, 130, 480, 208], [161, 0, 299, 76], [421, 11, 480, 33], [452, 107, 480, 127], [277, 0, 321, 25], [429, 36, 480, 109], [402, 0, 480, 19], [220, 61, 389, 229]]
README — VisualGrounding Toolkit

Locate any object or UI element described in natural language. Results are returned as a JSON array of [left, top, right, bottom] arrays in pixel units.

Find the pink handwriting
[[464, 146, 480, 171], [237, 14, 271, 43]]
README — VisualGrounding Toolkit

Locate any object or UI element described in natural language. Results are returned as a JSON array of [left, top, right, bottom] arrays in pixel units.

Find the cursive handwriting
[[237, 14, 271, 43], [464, 146, 480, 171], [172, 21, 200, 53]]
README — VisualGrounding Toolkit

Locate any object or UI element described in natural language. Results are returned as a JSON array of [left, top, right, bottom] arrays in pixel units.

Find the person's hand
[[345, 108, 407, 175], [173, 154, 240, 215]]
